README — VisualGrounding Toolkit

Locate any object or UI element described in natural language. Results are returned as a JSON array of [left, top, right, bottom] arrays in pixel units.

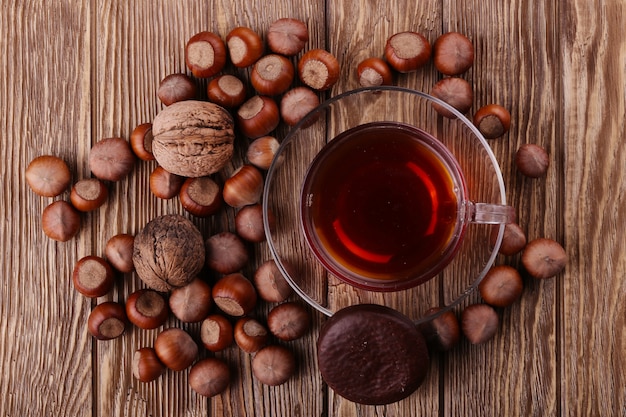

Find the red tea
[[301, 122, 462, 287]]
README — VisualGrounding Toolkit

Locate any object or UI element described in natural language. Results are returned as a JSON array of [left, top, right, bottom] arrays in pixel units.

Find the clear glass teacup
[[263, 86, 515, 323]]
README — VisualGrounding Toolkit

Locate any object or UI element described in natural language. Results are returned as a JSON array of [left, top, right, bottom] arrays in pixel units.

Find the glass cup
[[263, 86, 515, 323]]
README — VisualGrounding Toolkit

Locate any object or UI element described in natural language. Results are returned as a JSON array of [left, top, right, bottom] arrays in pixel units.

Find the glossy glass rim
[[262, 86, 506, 322]]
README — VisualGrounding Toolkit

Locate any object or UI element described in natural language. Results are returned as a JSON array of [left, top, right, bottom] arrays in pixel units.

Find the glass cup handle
[[466, 202, 516, 224]]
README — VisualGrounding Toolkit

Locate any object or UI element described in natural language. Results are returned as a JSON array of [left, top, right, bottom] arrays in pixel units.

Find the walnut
[[133, 214, 205, 292], [152, 100, 235, 177]]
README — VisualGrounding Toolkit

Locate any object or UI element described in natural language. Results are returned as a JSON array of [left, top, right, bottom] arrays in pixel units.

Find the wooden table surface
[[2, 1, 625, 416]]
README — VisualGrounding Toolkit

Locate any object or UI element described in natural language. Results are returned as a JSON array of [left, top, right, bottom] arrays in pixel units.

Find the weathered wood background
[[1, 1, 625, 416]]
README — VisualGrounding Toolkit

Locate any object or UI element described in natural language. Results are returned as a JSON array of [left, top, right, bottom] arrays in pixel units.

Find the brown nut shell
[[133, 214, 205, 292], [152, 100, 235, 178], [521, 238, 567, 279], [317, 304, 429, 405]]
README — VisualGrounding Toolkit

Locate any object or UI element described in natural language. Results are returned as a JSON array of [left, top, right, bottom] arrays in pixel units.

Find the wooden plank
[[0, 1, 93, 416], [560, 0, 626, 415], [325, 2, 443, 416], [442, 1, 562, 416], [91, 1, 326, 416]]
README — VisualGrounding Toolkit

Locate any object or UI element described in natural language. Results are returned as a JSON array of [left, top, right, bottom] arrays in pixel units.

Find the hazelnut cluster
[[356, 30, 550, 178], [25, 17, 331, 398]]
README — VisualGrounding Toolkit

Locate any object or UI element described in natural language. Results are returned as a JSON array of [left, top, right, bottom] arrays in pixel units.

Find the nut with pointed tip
[[189, 358, 230, 397], [157, 73, 197, 106], [461, 303, 499, 345], [253, 260, 294, 303], [130, 123, 155, 161], [105, 233, 135, 273], [169, 278, 212, 323], [252, 345, 296, 386], [515, 144, 549, 178], [149, 166, 184, 200], [222, 165, 264, 208], [357, 57, 393, 87], [89, 137, 136, 182], [433, 32, 474, 75], [26, 155, 71, 197], [479, 265, 523, 307], [236, 95, 280, 139], [205, 232, 249, 274], [490, 222, 527, 256], [418, 307, 461, 351], [521, 238, 567, 279], [246, 136, 280, 170], [431, 77, 473, 118], [42, 200, 81, 242], [267, 18, 308, 56], [267, 302, 311, 341]]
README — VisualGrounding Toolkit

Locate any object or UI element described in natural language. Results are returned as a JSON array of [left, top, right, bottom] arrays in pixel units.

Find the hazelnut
[[521, 238, 567, 279], [157, 73, 197, 106], [461, 303, 499, 345], [267, 302, 311, 341], [129, 123, 155, 161], [234, 317, 268, 353], [154, 328, 198, 371], [168, 278, 212, 323], [490, 222, 527, 256], [357, 57, 393, 87], [297, 49, 340, 91], [125, 289, 169, 330], [226, 26, 264, 68], [473, 104, 511, 139], [235, 204, 270, 243], [179, 176, 222, 217], [515, 144, 550, 178], [236, 95, 280, 139], [88, 302, 127, 340], [246, 136, 280, 170], [69, 178, 108, 212], [132, 347, 166, 383], [252, 345, 296, 386], [72, 255, 115, 298], [104, 233, 135, 273], [222, 164, 264, 208], [212, 273, 257, 317], [431, 77, 473, 118], [251, 54, 295, 96], [26, 155, 71, 197], [41, 200, 81, 242], [133, 214, 205, 292], [185, 31, 227, 78], [384, 31, 431, 73], [433, 32, 474, 75], [267, 18, 309, 56], [189, 358, 230, 398], [200, 314, 234, 352], [205, 232, 249, 274], [279, 86, 320, 126], [89, 137, 136, 182], [253, 259, 293, 303], [207, 74, 246, 109], [149, 166, 185, 200], [418, 307, 461, 351], [151, 100, 235, 177], [479, 265, 524, 307]]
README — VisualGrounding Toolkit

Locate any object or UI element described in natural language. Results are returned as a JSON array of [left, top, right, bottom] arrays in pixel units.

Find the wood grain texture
[[1, 0, 625, 416], [561, 1, 626, 416]]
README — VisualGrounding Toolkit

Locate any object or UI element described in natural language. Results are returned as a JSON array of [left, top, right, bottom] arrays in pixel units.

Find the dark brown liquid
[[302, 122, 460, 283]]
